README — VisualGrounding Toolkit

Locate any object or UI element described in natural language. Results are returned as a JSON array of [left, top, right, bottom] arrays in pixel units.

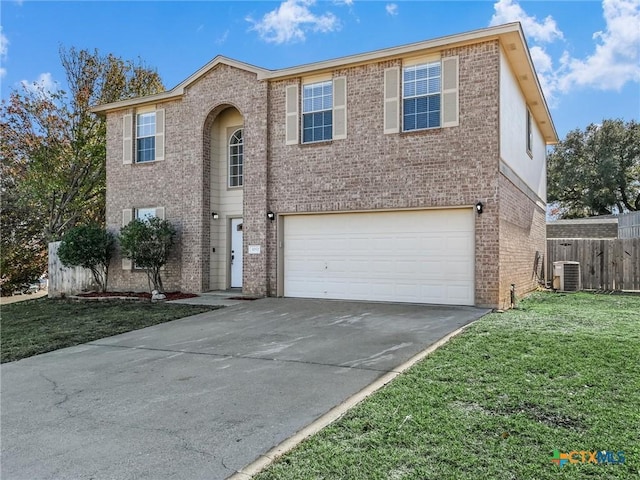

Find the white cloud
[[247, 0, 340, 44], [386, 3, 398, 16], [216, 29, 230, 45], [0, 29, 7, 58], [0, 27, 8, 78], [490, 0, 563, 43], [558, 0, 640, 92], [20, 72, 57, 95], [490, 0, 640, 106], [528, 45, 559, 102], [490, 0, 564, 102]]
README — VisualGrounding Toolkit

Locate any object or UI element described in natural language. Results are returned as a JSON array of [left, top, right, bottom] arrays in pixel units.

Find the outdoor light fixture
[[267, 211, 275, 221], [211, 212, 219, 220], [475, 202, 484, 214]]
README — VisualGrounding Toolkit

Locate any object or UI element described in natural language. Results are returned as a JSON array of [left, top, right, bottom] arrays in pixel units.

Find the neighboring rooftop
[[547, 216, 618, 239]]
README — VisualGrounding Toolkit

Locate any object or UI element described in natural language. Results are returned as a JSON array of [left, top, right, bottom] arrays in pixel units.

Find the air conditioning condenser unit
[[552, 261, 581, 292]]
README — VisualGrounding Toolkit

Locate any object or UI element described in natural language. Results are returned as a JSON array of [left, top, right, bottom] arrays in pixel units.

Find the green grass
[[1, 297, 219, 363], [256, 292, 640, 480]]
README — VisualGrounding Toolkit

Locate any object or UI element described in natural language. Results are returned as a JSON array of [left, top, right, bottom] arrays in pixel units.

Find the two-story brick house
[[92, 22, 556, 309]]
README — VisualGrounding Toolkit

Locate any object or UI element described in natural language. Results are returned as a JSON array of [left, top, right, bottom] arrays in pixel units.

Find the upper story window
[[229, 128, 243, 187], [402, 61, 441, 131], [526, 109, 533, 156], [123, 109, 164, 165], [302, 80, 333, 143], [136, 112, 156, 162]]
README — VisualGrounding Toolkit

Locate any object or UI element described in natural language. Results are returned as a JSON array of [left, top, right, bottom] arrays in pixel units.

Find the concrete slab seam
[[227, 318, 480, 480], [86, 342, 391, 373]]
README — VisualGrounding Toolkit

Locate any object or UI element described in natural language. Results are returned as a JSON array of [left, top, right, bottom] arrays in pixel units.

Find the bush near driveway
[[1, 297, 220, 363], [256, 292, 640, 480]]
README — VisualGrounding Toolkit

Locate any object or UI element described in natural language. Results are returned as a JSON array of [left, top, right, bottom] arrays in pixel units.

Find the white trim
[[303, 72, 332, 84], [403, 53, 441, 67], [228, 128, 244, 188]]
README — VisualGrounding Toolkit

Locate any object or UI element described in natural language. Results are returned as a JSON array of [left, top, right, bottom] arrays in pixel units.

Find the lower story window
[[136, 208, 156, 221], [134, 207, 158, 269]]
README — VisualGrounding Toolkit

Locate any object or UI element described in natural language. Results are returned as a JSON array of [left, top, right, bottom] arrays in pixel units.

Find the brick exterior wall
[[266, 41, 502, 306], [498, 174, 546, 308], [104, 37, 545, 309], [105, 65, 268, 293], [547, 220, 618, 239], [106, 100, 184, 292]]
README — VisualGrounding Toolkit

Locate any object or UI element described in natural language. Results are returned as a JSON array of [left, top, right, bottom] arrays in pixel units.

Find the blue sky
[[1, 0, 638, 139]]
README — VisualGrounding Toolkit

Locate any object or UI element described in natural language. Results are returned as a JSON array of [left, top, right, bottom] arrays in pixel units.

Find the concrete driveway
[[1, 298, 488, 480]]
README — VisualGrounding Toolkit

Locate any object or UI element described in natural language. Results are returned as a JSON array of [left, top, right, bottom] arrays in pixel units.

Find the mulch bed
[[76, 291, 199, 301]]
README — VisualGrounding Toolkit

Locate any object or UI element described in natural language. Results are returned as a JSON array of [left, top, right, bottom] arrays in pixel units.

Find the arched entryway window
[[229, 128, 243, 187]]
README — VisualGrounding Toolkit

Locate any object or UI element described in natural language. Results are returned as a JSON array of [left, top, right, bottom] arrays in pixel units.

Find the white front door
[[230, 218, 243, 288]]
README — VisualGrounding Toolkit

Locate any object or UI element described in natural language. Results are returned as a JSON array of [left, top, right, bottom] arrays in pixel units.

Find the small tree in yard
[[58, 225, 115, 292], [119, 217, 176, 293]]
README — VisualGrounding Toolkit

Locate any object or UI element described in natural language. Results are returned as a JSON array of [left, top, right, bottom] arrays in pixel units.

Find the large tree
[[0, 48, 164, 292], [548, 119, 640, 218]]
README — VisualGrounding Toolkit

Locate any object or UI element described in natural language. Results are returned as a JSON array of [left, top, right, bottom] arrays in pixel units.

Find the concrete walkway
[[0, 290, 48, 305], [1, 298, 488, 480]]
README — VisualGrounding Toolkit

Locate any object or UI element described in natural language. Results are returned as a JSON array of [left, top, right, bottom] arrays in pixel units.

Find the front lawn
[[1, 297, 219, 363], [256, 292, 640, 479]]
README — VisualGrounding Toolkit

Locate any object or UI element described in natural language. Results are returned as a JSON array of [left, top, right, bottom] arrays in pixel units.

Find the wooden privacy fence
[[547, 238, 640, 291], [48, 241, 96, 297], [619, 211, 640, 239]]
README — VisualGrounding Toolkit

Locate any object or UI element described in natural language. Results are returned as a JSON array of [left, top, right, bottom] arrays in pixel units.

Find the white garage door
[[283, 209, 475, 305]]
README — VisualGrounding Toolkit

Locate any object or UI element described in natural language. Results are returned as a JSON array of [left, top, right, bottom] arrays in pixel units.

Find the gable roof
[[91, 22, 556, 143], [91, 56, 267, 113]]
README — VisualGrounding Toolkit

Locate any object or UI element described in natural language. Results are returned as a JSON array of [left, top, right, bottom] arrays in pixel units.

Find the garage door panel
[[284, 210, 474, 305], [446, 235, 473, 251], [420, 238, 446, 252], [447, 259, 474, 276], [393, 260, 419, 274], [286, 259, 325, 273], [446, 285, 474, 304]]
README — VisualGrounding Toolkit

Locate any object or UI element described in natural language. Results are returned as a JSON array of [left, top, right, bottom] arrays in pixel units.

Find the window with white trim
[[229, 129, 243, 187], [136, 207, 157, 221], [132, 207, 163, 269], [302, 80, 333, 143], [403, 61, 441, 131], [136, 112, 156, 162]]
